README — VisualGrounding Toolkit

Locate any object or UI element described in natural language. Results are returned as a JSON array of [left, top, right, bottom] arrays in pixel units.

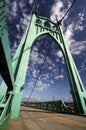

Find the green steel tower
[[0, 0, 86, 129]]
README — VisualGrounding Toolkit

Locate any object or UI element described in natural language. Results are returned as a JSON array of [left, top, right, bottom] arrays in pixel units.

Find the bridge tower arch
[[11, 11, 86, 118]]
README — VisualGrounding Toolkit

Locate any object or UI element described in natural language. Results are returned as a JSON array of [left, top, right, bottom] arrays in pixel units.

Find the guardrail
[[24, 100, 75, 113]]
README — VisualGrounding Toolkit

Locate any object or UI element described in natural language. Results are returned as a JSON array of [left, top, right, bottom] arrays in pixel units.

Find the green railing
[[25, 100, 75, 113], [0, 92, 13, 130], [0, 112, 11, 130]]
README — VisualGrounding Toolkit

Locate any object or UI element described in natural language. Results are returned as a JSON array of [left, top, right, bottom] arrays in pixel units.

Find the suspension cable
[[55, 0, 77, 31], [26, 0, 77, 102], [26, 42, 53, 102], [32, 0, 38, 14], [60, 0, 77, 22]]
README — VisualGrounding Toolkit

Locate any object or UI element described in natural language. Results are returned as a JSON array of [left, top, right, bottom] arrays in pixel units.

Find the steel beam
[[0, 0, 14, 91], [11, 12, 86, 119]]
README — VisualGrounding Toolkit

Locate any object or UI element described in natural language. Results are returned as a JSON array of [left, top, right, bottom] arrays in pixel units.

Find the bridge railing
[[24, 100, 75, 113], [0, 91, 13, 122]]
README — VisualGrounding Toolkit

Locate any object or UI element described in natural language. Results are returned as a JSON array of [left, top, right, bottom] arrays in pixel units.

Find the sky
[[0, 0, 86, 102]]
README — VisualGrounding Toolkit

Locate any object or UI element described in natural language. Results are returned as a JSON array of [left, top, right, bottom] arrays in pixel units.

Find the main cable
[[26, 0, 77, 102], [55, 0, 77, 31], [32, 0, 38, 13], [57, 0, 77, 23], [26, 42, 53, 102], [60, 0, 77, 22]]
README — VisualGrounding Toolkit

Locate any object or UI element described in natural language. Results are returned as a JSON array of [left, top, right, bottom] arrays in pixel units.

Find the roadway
[[7, 106, 86, 130]]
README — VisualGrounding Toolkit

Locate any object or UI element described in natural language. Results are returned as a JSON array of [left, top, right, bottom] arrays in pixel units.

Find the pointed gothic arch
[[10, 13, 86, 118]]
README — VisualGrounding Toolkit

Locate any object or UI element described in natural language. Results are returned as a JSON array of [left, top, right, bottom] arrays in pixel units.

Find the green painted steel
[[0, 1, 14, 129], [0, 0, 14, 91], [26, 101, 74, 113], [0, 1, 86, 129], [0, 91, 13, 130], [0, 113, 11, 130], [11, 11, 86, 118], [0, 91, 12, 121]]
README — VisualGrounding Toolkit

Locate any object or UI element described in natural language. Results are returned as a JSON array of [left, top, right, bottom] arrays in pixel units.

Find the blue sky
[[1, 0, 86, 102]]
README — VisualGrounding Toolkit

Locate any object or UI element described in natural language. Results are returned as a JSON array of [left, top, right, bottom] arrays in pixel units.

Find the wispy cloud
[[55, 74, 64, 80], [12, 1, 18, 17], [49, 0, 86, 84], [57, 50, 63, 58], [11, 42, 19, 57], [50, 0, 71, 22], [28, 0, 33, 5], [75, 9, 85, 31], [5, 0, 86, 95], [50, 0, 86, 56], [6, 0, 31, 58], [36, 80, 50, 91]]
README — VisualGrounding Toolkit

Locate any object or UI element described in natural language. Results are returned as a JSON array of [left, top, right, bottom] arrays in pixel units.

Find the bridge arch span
[[11, 13, 86, 118]]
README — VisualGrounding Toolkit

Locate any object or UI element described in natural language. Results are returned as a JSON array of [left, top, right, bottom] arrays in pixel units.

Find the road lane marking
[[40, 118, 47, 123], [42, 112, 86, 128]]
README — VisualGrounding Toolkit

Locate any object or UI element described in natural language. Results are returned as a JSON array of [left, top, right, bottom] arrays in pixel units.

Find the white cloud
[[55, 74, 64, 80], [61, 68, 64, 73], [74, 9, 85, 31], [50, 0, 71, 22], [30, 50, 44, 65], [64, 22, 86, 56], [36, 80, 50, 91], [32, 69, 39, 78], [57, 50, 63, 58], [20, 13, 30, 28], [16, 24, 20, 31], [11, 42, 18, 57], [37, 80, 42, 86], [50, 0, 64, 21], [6, 1, 18, 18], [5, 0, 86, 96], [64, 23, 75, 47], [64, 18, 86, 55], [28, 81, 34, 88], [50, 1, 86, 57], [12, 1, 18, 17], [27, 79, 51, 92], [48, 66, 52, 70], [42, 73, 49, 80], [19, 1, 25, 9], [29, 0, 33, 5], [50, 0, 74, 48], [71, 40, 86, 56]]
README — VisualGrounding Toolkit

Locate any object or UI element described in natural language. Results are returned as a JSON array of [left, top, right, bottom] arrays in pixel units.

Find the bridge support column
[[11, 13, 37, 118], [10, 12, 86, 118], [59, 25, 86, 114]]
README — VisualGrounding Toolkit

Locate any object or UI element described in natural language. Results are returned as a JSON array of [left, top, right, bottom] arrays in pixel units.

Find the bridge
[[7, 106, 86, 130], [0, 0, 86, 130]]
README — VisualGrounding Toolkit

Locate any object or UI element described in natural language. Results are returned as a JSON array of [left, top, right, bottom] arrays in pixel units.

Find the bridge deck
[[7, 106, 86, 130]]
